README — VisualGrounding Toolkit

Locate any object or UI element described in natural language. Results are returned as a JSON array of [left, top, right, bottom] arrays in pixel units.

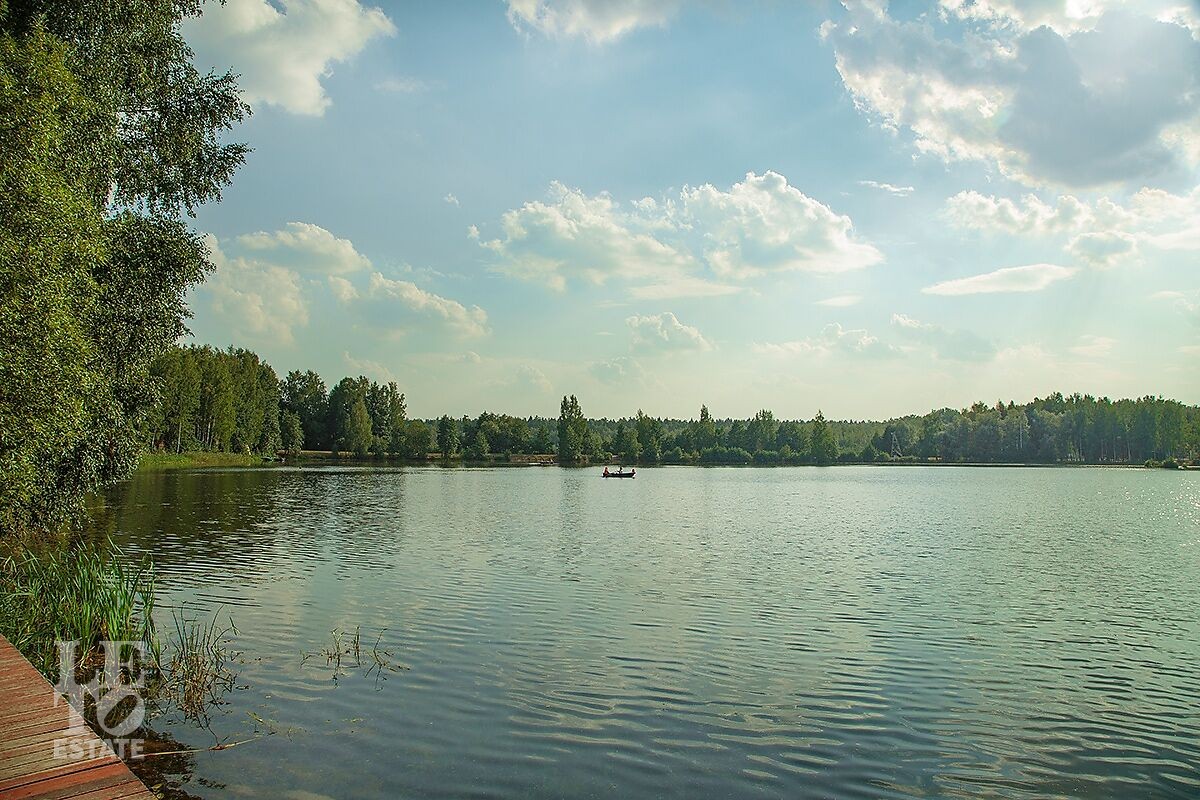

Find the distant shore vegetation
[[145, 345, 1199, 470]]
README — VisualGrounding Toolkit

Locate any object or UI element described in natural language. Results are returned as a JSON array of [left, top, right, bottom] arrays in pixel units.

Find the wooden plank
[[0, 635, 155, 800]]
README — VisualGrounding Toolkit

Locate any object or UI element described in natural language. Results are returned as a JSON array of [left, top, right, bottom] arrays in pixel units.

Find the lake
[[92, 465, 1200, 799]]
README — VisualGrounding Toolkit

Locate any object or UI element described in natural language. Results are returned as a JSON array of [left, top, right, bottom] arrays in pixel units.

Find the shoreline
[[137, 451, 1192, 472]]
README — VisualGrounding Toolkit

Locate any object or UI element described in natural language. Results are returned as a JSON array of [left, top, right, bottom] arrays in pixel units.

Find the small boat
[[602, 468, 635, 478]]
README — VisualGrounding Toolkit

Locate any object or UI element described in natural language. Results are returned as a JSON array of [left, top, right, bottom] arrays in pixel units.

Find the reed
[[0, 539, 155, 679], [147, 607, 240, 725]]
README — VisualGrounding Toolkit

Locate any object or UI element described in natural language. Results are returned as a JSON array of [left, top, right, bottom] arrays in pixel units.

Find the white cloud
[[237, 222, 371, 274], [891, 313, 996, 361], [199, 234, 309, 345], [364, 273, 488, 338], [938, 0, 1198, 36], [944, 185, 1200, 262], [816, 294, 863, 307], [858, 180, 915, 196], [628, 277, 741, 300], [944, 190, 1099, 235], [1153, 289, 1199, 318], [505, 0, 681, 42], [824, 2, 1200, 189], [1068, 334, 1116, 357], [516, 364, 553, 392], [591, 355, 645, 384], [754, 323, 900, 359], [479, 172, 880, 297], [680, 171, 884, 278], [481, 181, 697, 292], [327, 275, 359, 303], [343, 351, 397, 382], [923, 263, 1079, 295], [627, 312, 712, 352], [186, 0, 395, 116], [1066, 231, 1137, 267]]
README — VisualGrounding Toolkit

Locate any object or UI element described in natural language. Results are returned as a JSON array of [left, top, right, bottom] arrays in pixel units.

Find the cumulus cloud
[[1066, 231, 1137, 267], [362, 273, 488, 338], [237, 222, 371, 274], [627, 312, 712, 352], [479, 172, 881, 297], [922, 263, 1079, 295], [858, 180, 914, 196], [1068, 334, 1116, 357], [591, 355, 645, 384], [505, 0, 681, 42], [343, 351, 397, 382], [944, 185, 1200, 264], [516, 364, 553, 392], [186, 0, 395, 116], [823, 2, 1200, 189], [327, 275, 359, 303], [196, 223, 486, 349], [890, 313, 996, 361], [199, 234, 309, 345], [754, 323, 900, 359], [681, 171, 884, 278], [1153, 289, 1200, 318]]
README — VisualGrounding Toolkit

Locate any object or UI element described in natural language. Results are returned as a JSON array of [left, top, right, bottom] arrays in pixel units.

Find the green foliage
[[2, 0, 251, 214], [615, 423, 641, 463], [147, 345, 279, 454], [1, 2, 247, 536], [281, 370, 330, 450], [437, 415, 460, 457], [0, 30, 109, 533], [0, 539, 155, 679], [809, 411, 839, 466], [403, 420, 434, 459], [557, 395, 589, 463]]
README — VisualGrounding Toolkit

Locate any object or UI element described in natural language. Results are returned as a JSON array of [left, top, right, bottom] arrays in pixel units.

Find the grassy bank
[[137, 451, 264, 471]]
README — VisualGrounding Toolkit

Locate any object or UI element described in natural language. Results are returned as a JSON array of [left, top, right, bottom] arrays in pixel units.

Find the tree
[[328, 377, 369, 455], [468, 429, 490, 460], [281, 370, 329, 449], [437, 415, 460, 457], [809, 411, 838, 466], [1, 3, 248, 534], [557, 395, 588, 463], [280, 410, 304, 455], [343, 397, 373, 457], [404, 420, 434, 460], [635, 410, 664, 463], [615, 424, 641, 463]]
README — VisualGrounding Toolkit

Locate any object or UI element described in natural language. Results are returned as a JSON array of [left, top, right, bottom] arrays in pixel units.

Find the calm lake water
[[92, 466, 1200, 799]]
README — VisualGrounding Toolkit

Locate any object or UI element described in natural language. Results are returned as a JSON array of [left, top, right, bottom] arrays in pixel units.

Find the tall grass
[[0, 539, 155, 679]]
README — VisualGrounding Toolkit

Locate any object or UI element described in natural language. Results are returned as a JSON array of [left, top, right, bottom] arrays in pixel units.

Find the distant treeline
[[147, 345, 1200, 467]]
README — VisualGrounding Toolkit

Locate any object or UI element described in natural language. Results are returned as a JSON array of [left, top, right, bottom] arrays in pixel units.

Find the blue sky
[[182, 0, 1200, 419]]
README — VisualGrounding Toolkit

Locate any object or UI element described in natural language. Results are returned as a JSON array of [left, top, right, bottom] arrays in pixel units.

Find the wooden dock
[[0, 634, 155, 799]]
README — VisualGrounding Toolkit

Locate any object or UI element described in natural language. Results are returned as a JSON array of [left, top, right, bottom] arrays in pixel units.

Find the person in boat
[[603, 467, 610, 476]]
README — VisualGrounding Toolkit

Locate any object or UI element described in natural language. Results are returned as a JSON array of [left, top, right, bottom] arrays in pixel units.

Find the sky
[[180, 0, 1200, 420]]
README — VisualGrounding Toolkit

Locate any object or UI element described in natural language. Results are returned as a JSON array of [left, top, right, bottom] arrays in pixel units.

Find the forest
[[145, 345, 1200, 468]]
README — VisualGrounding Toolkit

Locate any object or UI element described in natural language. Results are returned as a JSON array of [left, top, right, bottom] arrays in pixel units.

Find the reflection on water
[[94, 466, 1200, 799]]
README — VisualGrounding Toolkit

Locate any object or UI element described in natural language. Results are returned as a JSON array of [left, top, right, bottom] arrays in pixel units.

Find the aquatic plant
[[0, 538, 155, 678], [147, 607, 240, 726]]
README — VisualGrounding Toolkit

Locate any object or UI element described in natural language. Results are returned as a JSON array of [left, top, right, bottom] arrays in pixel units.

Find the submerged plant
[[302, 626, 408, 686], [147, 606, 240, 726]]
